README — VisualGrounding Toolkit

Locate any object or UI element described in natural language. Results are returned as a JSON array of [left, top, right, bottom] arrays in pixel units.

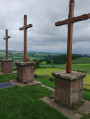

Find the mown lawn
[[0, 74, 17, 83], [0, 71, 90, 119], [0, 85, 68, 119]]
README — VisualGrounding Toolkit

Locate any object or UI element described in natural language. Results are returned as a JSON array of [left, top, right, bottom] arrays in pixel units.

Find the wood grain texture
[[3, 29, 11, 60], [19, 15, 33, 62]]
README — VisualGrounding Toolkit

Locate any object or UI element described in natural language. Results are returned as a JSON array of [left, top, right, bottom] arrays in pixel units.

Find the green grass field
[[0, 74, 17, 83], [72, 57, 90, 64], [0, 52, 90, 119], [35, 68, 90, 90], [40, 64, 90, 73], [0, 67, 89, 90], [35, 68, 62, 76], [0, 67, 90, 119], [0, 85, 69, 119]]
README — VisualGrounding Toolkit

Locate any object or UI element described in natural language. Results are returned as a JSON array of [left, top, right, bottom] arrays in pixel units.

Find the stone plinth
[[1, 59, 13, 73], [15, 61, 36, 83], [52, 70, 86, 108]]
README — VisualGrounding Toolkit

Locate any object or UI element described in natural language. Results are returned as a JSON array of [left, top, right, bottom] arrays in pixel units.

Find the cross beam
[[55, 0, 90, 73], [3, 29, 11, 60], [19, 24, 32, 30], [55, 14, 90, 26], [19, 15, 33, 62]]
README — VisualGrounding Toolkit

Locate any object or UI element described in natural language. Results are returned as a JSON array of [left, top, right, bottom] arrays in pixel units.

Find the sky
[[0, 0, 90, 54]]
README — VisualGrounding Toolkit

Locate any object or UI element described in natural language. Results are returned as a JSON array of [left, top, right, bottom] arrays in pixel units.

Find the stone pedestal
[[1, 59, 13, 73], [52, 71, 86, 108], [15, 61, 36, 83]]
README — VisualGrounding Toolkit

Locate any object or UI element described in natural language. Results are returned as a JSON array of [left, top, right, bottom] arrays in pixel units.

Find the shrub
[[49, 76, 55, 82], [34, 74, 38, 78]]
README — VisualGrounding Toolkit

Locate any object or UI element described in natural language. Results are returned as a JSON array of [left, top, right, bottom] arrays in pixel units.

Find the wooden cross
[[19, 15, 33, 62], [55, 0, 90, 73], [3, 29, 11, 60]]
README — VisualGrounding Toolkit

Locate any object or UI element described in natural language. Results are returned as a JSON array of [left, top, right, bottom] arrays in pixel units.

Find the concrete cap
[[0, 59, 14, 62], [15, 61, 36, 66], [52, 70, 86, 81]]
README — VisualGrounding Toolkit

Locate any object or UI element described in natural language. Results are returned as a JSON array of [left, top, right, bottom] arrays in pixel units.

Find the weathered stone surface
[[1, 59, 13, 73], [52, 70, 86, 81], [1, 59, 13, 62], [52, 70, 86, 108], [41, 97, 90, 119], [15, 61, 36, 66], [15, 61, 36, 83]]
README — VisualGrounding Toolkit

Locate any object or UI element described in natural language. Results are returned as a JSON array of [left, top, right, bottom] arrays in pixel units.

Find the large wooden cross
[[3, 29, 11, 60], [55, 0, 90, 73], [19, 15, 33, 62]]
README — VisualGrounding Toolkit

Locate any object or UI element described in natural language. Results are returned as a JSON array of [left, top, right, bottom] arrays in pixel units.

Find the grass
[[35, 68, 90, 90], [35, 77, 55, 88], [0, 85, 68, 119], [0, 74, 17, 83], [0, 72, 89, 100], [83, 90, 90, 101], [40, 64, 90, 74], [59, 64, 90, 74], [35, 68, 62, 76], [83, 74, 90, 90], [36, 77, 90, 101], [81, 114, 90, 119], [0, 68, 89, 119], [72, 57, 90, 64], [0, 67, 89, 90], [36, 77, 55, 89]]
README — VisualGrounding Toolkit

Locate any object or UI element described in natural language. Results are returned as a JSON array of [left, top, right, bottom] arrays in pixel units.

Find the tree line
[[33, 54, 82, 68]]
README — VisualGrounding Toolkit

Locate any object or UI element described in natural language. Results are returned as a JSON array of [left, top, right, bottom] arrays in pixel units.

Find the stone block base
[[1, 59, 13, 73], [15, 61, 36, 83], [52, 71, 86, 108]]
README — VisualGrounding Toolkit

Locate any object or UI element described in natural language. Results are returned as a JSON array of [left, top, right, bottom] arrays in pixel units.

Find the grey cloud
[[0, 0, 90, 54]]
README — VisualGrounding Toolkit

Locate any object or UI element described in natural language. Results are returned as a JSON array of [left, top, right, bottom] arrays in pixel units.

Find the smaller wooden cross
[[3, 29, 11, 60], [19, 15, 33, 62], [55, 0, 90, 73]]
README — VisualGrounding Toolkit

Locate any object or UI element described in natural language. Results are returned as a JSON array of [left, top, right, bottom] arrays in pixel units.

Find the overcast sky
[[0, 0, 90, 54]]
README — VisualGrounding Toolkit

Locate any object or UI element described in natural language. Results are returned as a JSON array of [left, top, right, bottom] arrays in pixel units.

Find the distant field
[[35, 68, 90, 90], [40, 64, 90, 74], [72, 57, 90, 64], [35, 68, 62, 76], [0, 50, 57, 60], [83, 74, 90, 90]]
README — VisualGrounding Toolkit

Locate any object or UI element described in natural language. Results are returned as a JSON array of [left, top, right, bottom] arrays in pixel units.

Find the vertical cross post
[[19, 15, 33, 62], [6, 29, 8, 60], [53, 0, 88, 108], [24, 15, 27, 62], [66, 0, 75, 73], [3, 29, 11, 60], [55, 0, 90, 73]]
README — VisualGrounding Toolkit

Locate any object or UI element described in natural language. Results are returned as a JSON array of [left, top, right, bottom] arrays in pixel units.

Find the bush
[[53, 54, 82, 64], [49, 76, 55, 82], [34, 74, 38, 78]]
